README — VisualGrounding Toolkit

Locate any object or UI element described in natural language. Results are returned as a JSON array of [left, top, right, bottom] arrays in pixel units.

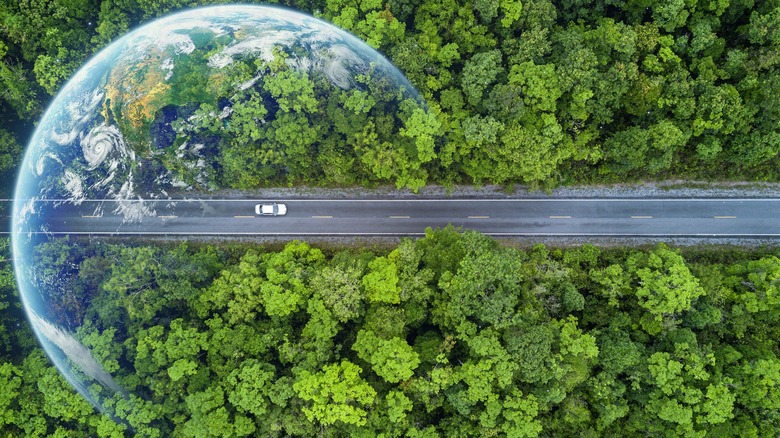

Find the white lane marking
[[81, 215, 102, 218], [631, 216, 653, 219], [389, 216, 411, 219], [549, 215, 572, 219], [158, 215, 177, 219], [312, 215, 333, 219], [714, 216, 737, 219], [468, 216, 490, 219], [10, 198, 780, 203], [233, 215, 255, 219]]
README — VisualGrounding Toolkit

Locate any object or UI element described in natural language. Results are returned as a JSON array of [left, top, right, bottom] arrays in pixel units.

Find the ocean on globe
[[12, 4, 426, 421]]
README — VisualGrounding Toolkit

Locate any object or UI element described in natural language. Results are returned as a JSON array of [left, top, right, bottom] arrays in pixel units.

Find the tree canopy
[[1, 0, 779, 194], [1, 232, 779, 436]]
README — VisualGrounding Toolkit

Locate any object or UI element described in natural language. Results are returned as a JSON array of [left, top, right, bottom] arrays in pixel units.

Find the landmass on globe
[[11, 5, 432, 418], [19, 5, 431, 227]]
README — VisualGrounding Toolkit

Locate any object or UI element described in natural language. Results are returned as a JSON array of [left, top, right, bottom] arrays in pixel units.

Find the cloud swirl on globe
[[81, 124, 132, 171]]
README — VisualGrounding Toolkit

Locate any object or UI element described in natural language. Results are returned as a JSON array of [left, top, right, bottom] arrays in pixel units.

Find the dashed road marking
[[714, 216, 737, 219], [234, 215, 255, 219], [81, 215, 101, 218], [549, 215, 572, 219], [389, 216, 411, 219], [159, 215, 177, 219], [631, 216, 653, 219], [468, 216, 490, 219], [16, 198, 780, 202], [312, 215, 333, 219]]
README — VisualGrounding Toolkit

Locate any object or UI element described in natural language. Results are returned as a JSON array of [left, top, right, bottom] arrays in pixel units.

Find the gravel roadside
[[171, 180, 780, 200]]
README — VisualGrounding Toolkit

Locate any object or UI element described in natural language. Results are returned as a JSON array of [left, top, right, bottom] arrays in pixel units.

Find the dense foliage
[[1, 0, 780, 193], [144, 51, 439, 192], [1, 1, 779, 435], [1, 231, 779, 436]]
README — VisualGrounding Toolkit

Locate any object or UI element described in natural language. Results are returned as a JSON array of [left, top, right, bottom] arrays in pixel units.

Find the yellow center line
[[468, 215, 490, 219], [631, 216, 653, 219], [234, 215, 255, 219], [714, 216, 737, 219], [389, 216, 411, 219], [549, 215, 572, 219], [312, 215, 333, 219]]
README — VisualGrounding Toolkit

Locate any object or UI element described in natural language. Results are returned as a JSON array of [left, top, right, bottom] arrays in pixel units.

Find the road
[[1, 198, 779, 237]]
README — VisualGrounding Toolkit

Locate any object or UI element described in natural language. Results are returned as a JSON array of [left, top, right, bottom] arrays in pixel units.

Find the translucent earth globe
[[12, 4, 425, 420]]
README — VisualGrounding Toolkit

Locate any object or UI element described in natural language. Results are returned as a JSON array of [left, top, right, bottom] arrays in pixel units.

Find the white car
[[255, 203, 287, 216]]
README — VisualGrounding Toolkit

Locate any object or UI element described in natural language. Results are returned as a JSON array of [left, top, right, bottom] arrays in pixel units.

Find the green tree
[[605, 120, 689, 174], [353, 329, 421, 383], [100, 246, 164, 324], [0, 42, 39, 119], [263, 69, 318, 114], [32, 46, 83, 95], [748, 6, 780, 46], [385, 390, 413, 423], [362, 256, 401, 304], [501, 390, 543, 437], [637, 340, 734, 436], [0, 362, 22, 430], [653, 0, 689, 32], [309, 265, 364, 322], [293, 360, 377, 426], [181, 385, 255, 437], [509, 61, 561, 113], [461, 49, 504, 107], [324, 0, 406, 50], [0, 0, 97, 96], [433, 232, 523, 333], [226, 359, 275, 417], [91, 0, 132, 48], [627, 244, 706, 327]]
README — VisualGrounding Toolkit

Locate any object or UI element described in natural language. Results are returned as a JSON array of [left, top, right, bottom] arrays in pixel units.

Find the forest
[[1, 0, 780, 193], [2, 0, 780, 436], [1, 230, 780, 436]]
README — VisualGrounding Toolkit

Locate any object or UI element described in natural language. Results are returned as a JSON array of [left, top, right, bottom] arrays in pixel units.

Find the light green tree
[[362, 256, 401, 304], [501, 390, 543, 437], [627, 244, 706, 323], [0, 362, 21, 430], [226, 359, 275, 417], [181, 385, 256, 437], [293, 360, 377, 426], [263, 69, 318, 114], [385, 390, 413, 423], [353, 330, 420, 383]]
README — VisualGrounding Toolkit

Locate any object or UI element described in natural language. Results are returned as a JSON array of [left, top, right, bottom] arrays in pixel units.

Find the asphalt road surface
[[2, 198, 780, 237]]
